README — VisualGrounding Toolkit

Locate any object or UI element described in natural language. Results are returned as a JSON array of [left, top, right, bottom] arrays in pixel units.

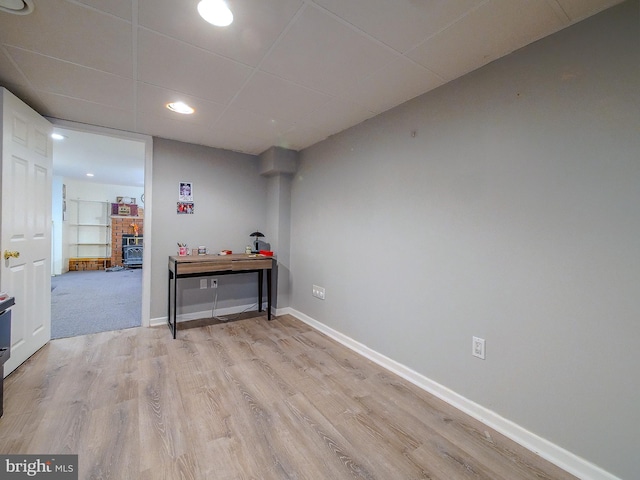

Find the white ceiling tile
[[172, 117, 273, 154], [555, 0, 623, 21], [6, 46, 133, 110], [214, 107, 296, 141], [138, 0, 302, 67], [338, 57, 444, 115], [407, 0, 566, 80], [204, 122, 275, 155], [202, 129, 273, 155], [0, 0, 133, 77], [136, 111, 213, 147], [137, 29, 253, 104], [0, 47, 27, 86], [261, 5, 398, 95], [74, 0, 133, 21], [1, 83, 46, 114], [294, 97, 375, 137], [312, 0, 480, 52], [277, 123, 328, 151], [231, 71, 332, 123], [136, 83, 226, 127], [211, 135, 273, 155], [36, 92, 135, 132]]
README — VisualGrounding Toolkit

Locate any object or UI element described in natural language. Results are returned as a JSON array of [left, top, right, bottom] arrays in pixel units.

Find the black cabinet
[[0, 296, 15, 418]]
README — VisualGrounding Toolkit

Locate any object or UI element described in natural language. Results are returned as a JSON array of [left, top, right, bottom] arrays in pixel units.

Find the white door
[[1, 88, 52, 376]]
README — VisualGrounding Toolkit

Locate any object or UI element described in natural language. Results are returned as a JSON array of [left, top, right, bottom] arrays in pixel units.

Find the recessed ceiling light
[[166, 101, 195, 115], [86, 173, 94, 177], [51, 133, 66, 140], [0, 0, 34, 15], [197, 0, 233, 27]]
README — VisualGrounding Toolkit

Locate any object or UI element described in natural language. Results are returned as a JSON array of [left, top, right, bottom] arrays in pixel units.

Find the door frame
[[48, 119, 153, 328]]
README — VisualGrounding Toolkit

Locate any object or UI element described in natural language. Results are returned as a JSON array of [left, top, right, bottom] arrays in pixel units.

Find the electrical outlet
[[472, 336, 486, 360], [211, 279, 218, 289], [312, 285, 325, 300], [200, 279, 207, 289]]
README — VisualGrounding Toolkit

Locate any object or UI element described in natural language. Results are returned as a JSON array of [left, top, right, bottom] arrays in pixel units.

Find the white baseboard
[[274, 306, 291, 317], [150, 303, 257, 327], [287, 308, 620, 480]]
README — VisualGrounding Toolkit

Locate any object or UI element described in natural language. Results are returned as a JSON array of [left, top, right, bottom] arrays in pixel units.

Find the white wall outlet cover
[[312, 285, 325, 300], [472, 336, 486, 360]]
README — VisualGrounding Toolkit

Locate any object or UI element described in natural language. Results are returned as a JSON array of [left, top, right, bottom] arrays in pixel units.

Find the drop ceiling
[[0, 0, 623, 155]]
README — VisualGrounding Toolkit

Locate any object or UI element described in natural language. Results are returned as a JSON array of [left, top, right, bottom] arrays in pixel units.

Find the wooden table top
[[169, 253, 274, 275]]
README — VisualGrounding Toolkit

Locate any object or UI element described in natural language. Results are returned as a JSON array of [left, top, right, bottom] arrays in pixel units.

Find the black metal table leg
[[167, 269, 172, 334], [173, 267, 178, 339], [267, 268, 272, 320], [258, 269, 263, 312]]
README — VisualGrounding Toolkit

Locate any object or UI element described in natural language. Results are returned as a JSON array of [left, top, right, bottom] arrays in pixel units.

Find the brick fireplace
[[111, 216, 144, 268]]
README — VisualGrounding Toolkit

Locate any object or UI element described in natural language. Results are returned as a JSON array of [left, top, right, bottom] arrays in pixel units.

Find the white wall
[[149, 138, 269, 321], [290, 2, 639, 479], [63, 178, 143, 204], [55, 178, 144, 272], [51, 176, 64, 275]]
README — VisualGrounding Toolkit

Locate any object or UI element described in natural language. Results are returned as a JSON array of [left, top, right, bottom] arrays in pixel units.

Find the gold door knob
[[4, 250, 19, 260]]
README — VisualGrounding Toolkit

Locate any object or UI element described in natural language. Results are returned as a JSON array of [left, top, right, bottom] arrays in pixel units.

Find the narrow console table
[[168, 254, 274, 339]]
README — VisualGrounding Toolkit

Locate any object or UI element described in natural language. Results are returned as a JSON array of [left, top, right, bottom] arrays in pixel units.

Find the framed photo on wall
[[179, 182, 193, 201], [177, 202, 194, 214]]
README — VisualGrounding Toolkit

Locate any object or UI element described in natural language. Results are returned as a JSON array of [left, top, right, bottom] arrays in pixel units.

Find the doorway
[[50, 123, 151, 338]]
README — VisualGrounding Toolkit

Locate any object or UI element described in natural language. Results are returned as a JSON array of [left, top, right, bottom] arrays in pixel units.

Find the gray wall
[[266, 173, 293, 308], [290, 2, 639, 479], [150, 138, 268, 319]]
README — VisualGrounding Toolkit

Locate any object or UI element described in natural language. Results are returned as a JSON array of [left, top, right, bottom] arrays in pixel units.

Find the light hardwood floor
[[0, 314, 577, 480]]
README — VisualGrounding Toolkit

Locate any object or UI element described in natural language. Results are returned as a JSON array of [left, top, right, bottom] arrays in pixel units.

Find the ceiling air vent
[[0, 0, 34, 15]]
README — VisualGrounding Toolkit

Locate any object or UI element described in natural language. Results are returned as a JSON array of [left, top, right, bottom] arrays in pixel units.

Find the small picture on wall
[[179, 182, 193, 201], [177, 202, 194, 214]]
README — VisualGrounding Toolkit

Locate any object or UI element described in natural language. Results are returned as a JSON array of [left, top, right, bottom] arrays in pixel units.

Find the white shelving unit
[[68, 199, 111, 261]]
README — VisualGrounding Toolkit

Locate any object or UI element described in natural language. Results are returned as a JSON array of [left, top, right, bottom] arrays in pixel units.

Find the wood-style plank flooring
[[0, 314, 577, 479]]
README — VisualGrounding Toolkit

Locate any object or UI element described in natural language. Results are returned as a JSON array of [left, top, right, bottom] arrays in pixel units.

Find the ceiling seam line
[[208, 2, 310, 130], [63, 0, 132, 23], [136, 24, 255, 70], [2, 44, 134, 80], [404, 0, 492, 57], [298, 0, 447, 86], [132, 0, 139, 132], [0, 44, 48, 108], [36, 91, 130, 111], [544, 0, 572, 22]]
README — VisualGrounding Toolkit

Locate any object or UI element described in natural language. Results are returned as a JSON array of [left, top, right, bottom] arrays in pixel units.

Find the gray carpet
[[51, 269, 142, 339]]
